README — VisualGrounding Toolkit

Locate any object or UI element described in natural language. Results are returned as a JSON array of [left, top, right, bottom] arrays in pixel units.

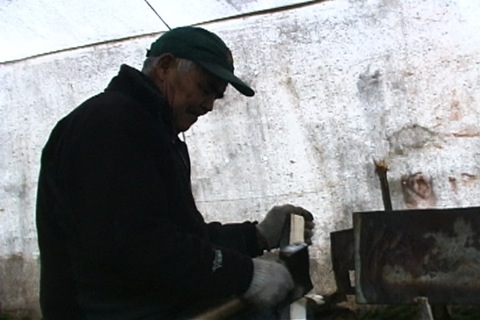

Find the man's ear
[[154, 53, 176, 80]]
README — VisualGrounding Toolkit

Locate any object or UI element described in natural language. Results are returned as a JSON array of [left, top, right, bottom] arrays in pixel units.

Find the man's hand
[[242, 258, 294, 309], [257, 204, 314, 250]]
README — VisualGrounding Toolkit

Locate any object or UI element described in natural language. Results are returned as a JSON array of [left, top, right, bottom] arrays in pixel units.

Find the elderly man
[[36, 26, 314, 319]]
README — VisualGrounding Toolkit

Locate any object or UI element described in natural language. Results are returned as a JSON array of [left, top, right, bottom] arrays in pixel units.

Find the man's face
[[159, 59, 227, 133]]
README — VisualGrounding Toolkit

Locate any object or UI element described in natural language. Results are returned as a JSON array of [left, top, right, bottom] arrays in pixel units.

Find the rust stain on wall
[[461, 173, 477, 185], [452, 132, 480, 138], [449, 176, 458, 194], [448, 174, 477, 195], [401, 172, 436, 209]]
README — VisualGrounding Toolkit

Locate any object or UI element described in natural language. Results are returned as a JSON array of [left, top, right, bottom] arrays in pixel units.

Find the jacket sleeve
[[207, 222, 263, 257], [54, 97, 254, 304]]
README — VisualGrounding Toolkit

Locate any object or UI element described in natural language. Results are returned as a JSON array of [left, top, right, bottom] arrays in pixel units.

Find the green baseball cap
[[147, 26, 255, 97]]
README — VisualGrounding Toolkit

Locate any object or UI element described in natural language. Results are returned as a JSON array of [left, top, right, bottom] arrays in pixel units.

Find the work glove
[[257, 204, 315, 250], [242, 258, 294, 309]]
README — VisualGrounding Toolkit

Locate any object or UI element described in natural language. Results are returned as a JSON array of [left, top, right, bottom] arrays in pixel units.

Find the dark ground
[[2, 304, 480, 319]]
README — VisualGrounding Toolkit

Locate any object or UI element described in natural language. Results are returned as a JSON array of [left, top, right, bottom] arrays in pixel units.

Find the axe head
[[279, 242, 313, 302]]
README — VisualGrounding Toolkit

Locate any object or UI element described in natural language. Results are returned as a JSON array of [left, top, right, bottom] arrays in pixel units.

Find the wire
[[145, 0, 186, 142], [143, 0, 172, 30], [143, 0, 187, 142]]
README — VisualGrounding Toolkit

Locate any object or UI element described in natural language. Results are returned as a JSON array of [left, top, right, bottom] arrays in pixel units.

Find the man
[[36, 26, 314, 319]]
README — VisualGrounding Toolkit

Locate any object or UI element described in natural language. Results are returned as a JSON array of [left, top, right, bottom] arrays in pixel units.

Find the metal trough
[[352, 206, 480, 305]]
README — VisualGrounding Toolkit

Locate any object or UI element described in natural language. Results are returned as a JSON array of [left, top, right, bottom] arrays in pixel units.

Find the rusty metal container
[[354, 207, 480, 305]]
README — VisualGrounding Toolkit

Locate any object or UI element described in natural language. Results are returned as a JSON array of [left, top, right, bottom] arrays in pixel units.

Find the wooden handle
[[191, 298, 247, 320]]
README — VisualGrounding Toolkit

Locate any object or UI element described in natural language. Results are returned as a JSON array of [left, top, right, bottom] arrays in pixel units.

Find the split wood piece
[[288, 214, 308, 320]]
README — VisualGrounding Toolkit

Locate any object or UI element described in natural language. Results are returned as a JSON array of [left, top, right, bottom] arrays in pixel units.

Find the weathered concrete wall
[[1, 0, 480, 316], [187, 0, 480, 295]]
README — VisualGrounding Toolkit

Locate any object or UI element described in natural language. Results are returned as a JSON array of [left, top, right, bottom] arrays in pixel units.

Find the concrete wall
[[1, 0, 480, 316]]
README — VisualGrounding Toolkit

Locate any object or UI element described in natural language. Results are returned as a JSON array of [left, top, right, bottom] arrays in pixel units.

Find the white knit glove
[[242, 258, 294, 309], [257, 204, 315, 250]]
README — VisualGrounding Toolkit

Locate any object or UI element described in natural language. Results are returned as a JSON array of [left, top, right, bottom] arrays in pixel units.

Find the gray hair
[[141, 56, 197, 78]]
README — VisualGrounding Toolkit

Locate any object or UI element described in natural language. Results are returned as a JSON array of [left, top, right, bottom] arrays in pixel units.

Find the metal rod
[[373, 158, 393, 212]]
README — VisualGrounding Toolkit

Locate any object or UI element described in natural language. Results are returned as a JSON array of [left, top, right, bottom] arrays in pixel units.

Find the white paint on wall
[[1, 0, 480, 316]]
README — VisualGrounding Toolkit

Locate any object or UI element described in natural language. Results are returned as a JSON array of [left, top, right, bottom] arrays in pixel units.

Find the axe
[[192, 214, 313, 320]]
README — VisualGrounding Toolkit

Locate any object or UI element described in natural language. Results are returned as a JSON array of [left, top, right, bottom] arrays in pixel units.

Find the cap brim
[[197, 61, 255, 97]]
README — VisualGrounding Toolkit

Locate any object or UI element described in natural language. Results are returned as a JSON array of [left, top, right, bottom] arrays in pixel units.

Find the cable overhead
[[143, 0, 189, 142], [144, 0, 172, 30]]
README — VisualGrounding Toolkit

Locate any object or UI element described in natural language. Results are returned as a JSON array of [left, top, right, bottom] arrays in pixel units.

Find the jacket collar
[[105, 64, 175, 134]]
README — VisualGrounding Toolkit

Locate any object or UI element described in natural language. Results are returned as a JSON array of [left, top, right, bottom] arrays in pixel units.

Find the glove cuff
[[243, 259, 272, 300], [242, 258, 293, 308], [256, 222, 280, 250], [255, 225, 270, 251]]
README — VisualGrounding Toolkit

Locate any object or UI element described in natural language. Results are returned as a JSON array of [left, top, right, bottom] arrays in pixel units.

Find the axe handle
[[191, 298, 247, 320]]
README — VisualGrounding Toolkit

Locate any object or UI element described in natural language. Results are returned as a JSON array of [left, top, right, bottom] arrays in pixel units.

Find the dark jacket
[[36, 65, 262, 319]]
